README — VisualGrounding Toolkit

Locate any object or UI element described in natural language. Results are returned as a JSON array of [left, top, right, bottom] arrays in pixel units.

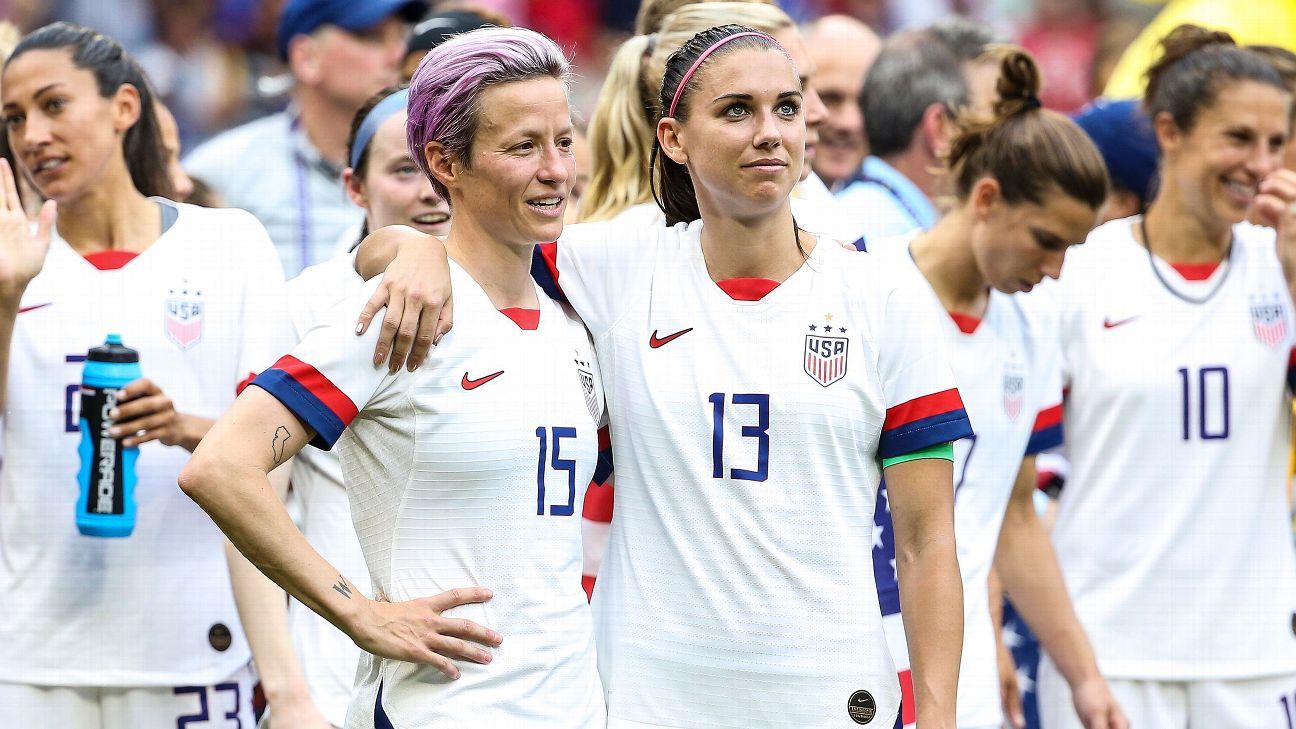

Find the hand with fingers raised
[[1254, 169, 1296, 280], [0, 157, 56, 304], [355, 230, 454, 374], [109, 377, 213, 453], [349, 586, 502, 679]]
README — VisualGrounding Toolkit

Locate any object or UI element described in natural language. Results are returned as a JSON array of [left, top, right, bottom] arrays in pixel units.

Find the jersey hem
[[1098, 658, 1296, 681], [0, 653, 252, 688]]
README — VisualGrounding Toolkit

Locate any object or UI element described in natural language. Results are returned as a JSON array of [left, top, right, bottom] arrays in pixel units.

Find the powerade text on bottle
[[76, 334, 141, 537]]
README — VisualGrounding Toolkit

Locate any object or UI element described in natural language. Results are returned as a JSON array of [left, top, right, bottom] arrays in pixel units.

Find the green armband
[[881, 442, 954, 469]]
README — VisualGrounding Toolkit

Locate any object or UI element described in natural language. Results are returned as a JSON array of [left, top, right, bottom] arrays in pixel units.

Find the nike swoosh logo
[[1103, 316, 1139, 329], [17, 303, 51, 314], [649, 327, 693, 349], [461, 370, 504, 390]]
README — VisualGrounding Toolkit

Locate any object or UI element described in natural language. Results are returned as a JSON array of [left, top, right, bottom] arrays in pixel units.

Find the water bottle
[[76, 334, 141, 538]]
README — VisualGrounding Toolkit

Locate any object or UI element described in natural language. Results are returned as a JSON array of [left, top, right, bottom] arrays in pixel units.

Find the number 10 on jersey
[[1178, 366, 1229, 440]]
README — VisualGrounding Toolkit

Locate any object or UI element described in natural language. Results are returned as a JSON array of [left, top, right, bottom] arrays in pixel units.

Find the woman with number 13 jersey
[[363, 25, 974, 729], [1037, 26, 1296, 729]]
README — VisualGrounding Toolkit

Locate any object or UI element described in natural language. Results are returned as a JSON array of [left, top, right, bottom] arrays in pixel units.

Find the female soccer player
[[0, 22, 285, 727], [237, 84, 453, 729], [360, 24, 973, 729], [180, 28, 606, 728], [867, 46, 1127, 729], [1037, 25, 1296, 729], [579, 2, 844, 238]]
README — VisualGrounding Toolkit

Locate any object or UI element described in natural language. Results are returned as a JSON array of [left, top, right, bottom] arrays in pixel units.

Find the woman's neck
[[55, 171, 159, 254], [441, 211, 538, 310], [696, 200, 813, 282], [910, 209, 990, 316], [1141, 185, 1232, 263]]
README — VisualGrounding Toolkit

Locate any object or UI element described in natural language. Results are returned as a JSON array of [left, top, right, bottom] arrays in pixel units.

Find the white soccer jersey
[[609, 195, 856, 243], [870, 238, 1063, 728], [536, 221, 973, 729], [251, 262, 606, 729], [0, 200, 287, 686], [283, 250, 373, 727], [1051, 216, 1296, 680]]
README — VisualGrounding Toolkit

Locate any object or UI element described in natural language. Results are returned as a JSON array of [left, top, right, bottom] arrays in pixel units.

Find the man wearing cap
[[186, 0, 426, 275], [400, 7, 505, 81]]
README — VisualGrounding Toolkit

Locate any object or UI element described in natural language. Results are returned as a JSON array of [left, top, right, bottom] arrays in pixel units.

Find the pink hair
[[406, 26, 572, 201]]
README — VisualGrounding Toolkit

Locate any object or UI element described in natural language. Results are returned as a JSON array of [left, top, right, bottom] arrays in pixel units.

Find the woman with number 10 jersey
[[1037, 26, 1296, 729], [361, 25, 974, 729]]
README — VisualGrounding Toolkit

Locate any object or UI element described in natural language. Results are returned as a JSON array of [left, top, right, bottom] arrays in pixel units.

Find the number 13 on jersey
[[709, 393, 770, 482]]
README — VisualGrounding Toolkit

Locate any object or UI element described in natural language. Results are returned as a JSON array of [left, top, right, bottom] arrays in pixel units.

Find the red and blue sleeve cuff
[[249, 355, 358, 450], [593, 425, 614, 486], [1026, 403, 1063, 455], [531, 242, 567, 304], [879, 388, 974, 459]]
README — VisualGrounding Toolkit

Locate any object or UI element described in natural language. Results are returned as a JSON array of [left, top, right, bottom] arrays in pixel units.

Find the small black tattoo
[[332, 576, 352, 599], [271, 426, 290, 463]]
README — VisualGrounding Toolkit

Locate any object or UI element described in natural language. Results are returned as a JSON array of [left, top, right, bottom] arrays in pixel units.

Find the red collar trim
[[716, 278, 780, 301], [83, 250, 139, 271], [948, 311, 982, 334], [499, 307, 540, 330], [1169, 261, 1221, 281]]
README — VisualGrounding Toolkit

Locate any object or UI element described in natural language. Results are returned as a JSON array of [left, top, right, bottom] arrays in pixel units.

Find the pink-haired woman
[[179, 27, 607, 728]]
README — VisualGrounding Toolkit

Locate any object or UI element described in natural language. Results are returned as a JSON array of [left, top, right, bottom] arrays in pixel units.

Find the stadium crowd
[[2, 0, 1296, 728]]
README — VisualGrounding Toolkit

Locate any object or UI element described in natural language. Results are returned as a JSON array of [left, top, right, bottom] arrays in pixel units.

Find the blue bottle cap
[[106, 333, 123, 345]]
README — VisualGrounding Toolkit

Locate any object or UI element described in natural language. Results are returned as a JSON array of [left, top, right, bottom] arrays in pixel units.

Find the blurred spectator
[[806, 14, 881, 191], [1088, 16, 1142, 99], [52, 0, 155, 49], [184, 0, 426, 275], [634, 0, 769, 35], [925, 15, 1002, 111], [1072, 98, 1158, 222], [401, 6, 505, 80], [566, 121, 590, 225], [1018, 0, 1103, 112], [837, 30, 967, 248], [153, 101, 197, 201], [137, 0, 256, 148]]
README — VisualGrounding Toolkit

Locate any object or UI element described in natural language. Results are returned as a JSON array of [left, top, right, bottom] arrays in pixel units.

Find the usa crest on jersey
[[164, 284, 204, 350], [1002, 357, 1026, 420], [574, 353, 600, 423], [1249, 292, 1288, 348], [804, 322, 849, 387]]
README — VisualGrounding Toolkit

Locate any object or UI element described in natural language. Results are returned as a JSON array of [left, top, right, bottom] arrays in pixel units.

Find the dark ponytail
[[946, 45, 1107, 210], [1144, 24, 1286, 133], [4, 22, 173, 199], [650, 24, 784, 226]]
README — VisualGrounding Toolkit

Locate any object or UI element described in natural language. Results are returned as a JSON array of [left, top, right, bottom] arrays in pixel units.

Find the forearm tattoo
[[271, 426, 290, 464], [332, 575, 353, 599]]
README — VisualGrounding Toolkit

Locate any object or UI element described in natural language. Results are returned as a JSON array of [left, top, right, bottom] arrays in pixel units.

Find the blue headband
[[350, 88, 410, 170]]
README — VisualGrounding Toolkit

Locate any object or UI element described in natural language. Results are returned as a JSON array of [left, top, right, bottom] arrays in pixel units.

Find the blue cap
[[1072, 99, 1160, 207], [277, 0, 429, 61]]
